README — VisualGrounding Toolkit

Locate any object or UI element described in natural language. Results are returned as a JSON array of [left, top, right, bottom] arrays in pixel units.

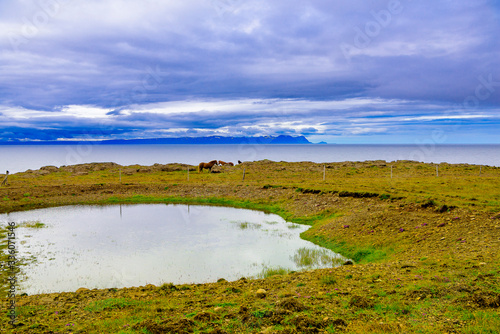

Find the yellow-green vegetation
[[18, 220, 45, 229], [258, 266, 292, 279], [1, 160, 499, 333]]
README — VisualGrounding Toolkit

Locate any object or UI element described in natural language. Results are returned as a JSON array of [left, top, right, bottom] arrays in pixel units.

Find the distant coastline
[[0, 135, 311, 145], [1, 143, 499, 174]]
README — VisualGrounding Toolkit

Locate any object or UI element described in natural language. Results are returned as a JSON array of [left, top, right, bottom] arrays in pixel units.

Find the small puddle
[[1, 204, 346, 294]]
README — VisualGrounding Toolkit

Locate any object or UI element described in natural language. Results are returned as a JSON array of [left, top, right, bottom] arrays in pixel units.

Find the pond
[[1, 204, 346, 294]]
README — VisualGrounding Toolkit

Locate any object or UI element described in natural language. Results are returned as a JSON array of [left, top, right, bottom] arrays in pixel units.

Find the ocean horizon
[[1, 144, 499, 174]]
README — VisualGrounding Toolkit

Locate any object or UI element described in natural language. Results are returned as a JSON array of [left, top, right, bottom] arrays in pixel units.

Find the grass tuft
[[84, 298, 142, 313], [257, 266, 291, 278]]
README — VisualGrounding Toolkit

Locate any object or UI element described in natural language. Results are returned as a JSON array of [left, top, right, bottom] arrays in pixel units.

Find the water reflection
[[291, 247, 345, 269], [0, 204, 346, 294]]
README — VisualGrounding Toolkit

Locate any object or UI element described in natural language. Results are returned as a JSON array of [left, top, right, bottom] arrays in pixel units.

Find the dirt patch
[[133, 319, 172, 334], [463, 292, 500, 308], [289, 314, 323, 332], [405, 286, 443, 300], [193, 311, 218, 322], [163, 318, 196, 333], [348, 295, 374, 309], [276, 298, 308, 312]]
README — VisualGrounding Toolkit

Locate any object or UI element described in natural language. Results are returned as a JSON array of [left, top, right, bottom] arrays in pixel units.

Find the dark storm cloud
[[0, 0, 498, 142]]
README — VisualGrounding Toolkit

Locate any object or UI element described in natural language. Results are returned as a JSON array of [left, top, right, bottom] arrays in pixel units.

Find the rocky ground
[[1, 161, 499, 333]]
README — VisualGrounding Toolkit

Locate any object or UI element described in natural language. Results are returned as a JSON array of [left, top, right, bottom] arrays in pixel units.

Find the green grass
[[257, 266, 291, 278], [320, 275, 337, 285], [302, 235, 391, 263], [463, 312, 500, 334], [84, 298, 143, 312]]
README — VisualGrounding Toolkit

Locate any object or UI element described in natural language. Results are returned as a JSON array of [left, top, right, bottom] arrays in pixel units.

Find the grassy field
[[1, 160, 499, 333]]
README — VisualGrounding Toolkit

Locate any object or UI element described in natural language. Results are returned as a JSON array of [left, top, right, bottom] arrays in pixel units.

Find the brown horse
[[219, 160, 234, 166], [198, 160, 218, 172]]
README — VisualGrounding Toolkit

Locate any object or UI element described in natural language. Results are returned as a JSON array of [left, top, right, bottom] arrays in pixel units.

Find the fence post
[[242, 168, 246, 181], [187, 166, 190, 181], [323, 165, 326, 181], [479, 166, 482, 176], [436, 165, 439, 177], [1, 171, 9, 186], [119, 169, 122, 183], [391, 165, 393, 179]]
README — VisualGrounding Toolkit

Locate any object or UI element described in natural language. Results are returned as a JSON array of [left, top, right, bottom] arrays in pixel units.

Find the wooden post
[[436, 165, 439, 177], [479, 166, 482, 176], [323, 165, 326, 181], [242, 168, 246, 181], [391, 165, 393, 179], [187, 166, 190, 181], [119, 169, 122, 183], [1, 171, 9, 186]]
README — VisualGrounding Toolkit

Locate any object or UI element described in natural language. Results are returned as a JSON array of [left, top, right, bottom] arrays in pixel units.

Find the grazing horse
[[219, 160, 234, 166], [198, 160, 218, 173]]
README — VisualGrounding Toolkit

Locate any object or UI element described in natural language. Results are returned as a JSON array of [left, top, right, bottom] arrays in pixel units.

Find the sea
[[1, 144, 499, 174]]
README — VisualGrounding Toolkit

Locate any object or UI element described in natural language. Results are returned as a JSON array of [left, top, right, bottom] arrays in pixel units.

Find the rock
[[256, 289, 267, 298], [343, 260, 354, 265]]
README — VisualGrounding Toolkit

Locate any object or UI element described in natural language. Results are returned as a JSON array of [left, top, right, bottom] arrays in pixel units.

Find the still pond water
[[2, 204, 345, 295]]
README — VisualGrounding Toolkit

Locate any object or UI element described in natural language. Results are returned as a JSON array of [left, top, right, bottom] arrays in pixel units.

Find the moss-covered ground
[[1, 160, 499, 333]]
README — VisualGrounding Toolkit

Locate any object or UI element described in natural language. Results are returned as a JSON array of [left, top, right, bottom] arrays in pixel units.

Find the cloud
[[0, 0, 498, 143], [1, 97, 498, 142]]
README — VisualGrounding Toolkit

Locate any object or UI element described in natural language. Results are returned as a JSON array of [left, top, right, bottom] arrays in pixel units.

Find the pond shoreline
[[1, 160, 499, 333], [6, 203, 345, 295]]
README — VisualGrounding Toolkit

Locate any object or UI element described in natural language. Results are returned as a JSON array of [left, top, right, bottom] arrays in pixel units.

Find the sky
[[0, 0, 499, 144]]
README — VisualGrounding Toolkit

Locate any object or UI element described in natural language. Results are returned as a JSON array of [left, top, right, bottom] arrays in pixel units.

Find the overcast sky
[[1, 0, 499, 143]]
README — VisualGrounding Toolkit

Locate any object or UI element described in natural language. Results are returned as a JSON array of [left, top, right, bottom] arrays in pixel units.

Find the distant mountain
[[1, 135, 311, 145]]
